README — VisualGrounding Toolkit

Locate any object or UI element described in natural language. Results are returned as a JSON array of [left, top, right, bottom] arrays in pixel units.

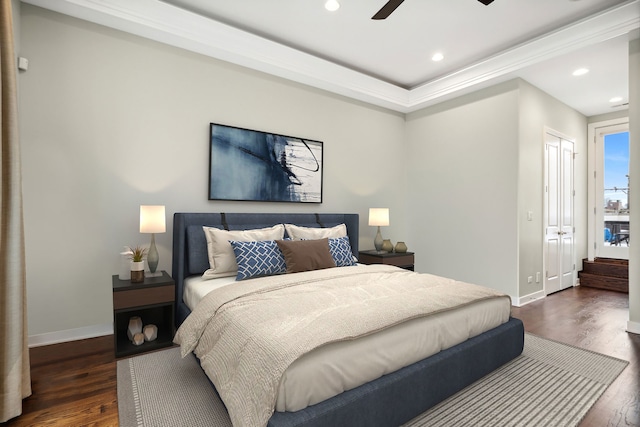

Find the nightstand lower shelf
[[114, 330, 174, 358], [114, 302, 174, 358]]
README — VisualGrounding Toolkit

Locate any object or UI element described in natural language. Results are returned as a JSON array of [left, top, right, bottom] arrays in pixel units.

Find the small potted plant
[[128, 245, 147, 283]]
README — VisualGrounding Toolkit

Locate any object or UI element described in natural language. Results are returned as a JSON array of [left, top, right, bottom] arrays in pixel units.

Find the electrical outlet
[[527, 276, 533, 284]]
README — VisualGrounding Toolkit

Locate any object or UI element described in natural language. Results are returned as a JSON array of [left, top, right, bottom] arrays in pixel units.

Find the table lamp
[[140, 205, 166, 277], [368, 208, 389, 252]]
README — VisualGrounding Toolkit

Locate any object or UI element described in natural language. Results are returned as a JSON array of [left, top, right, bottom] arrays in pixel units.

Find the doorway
[[544, 130, 575, 295], [589, 120, 630, 260]]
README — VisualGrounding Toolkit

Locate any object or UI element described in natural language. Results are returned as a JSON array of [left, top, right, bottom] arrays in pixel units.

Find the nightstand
[[358, 250, 415, 271], [112, 271, 175, 358]]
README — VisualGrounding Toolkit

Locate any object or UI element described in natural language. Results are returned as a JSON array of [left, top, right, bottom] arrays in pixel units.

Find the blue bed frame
[[172, 212, 360, 327], [172, 212, 524, 427]]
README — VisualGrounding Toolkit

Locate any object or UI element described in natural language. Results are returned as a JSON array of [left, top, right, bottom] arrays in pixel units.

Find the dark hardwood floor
[[4, 286, 638, 426], [4, 335, 119, 426]]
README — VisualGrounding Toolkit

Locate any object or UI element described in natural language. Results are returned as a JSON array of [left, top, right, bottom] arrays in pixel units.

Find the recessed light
[[432, 53, 444, 62], [325, 0, 340, 11], [609, 96, 623, 103], [572, 68, 589, 76]]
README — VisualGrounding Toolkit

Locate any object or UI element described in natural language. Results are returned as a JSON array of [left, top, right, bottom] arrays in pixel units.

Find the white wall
[[517, 80, 588, 300], [587, 110, 629, 124], [404, 79, 588, 302], [628, 37, 639, 334], [405, 81, 521, 298], [18, 5, 407, 343]]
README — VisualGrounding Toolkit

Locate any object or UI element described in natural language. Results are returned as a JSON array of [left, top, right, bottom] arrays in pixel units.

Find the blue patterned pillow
[[328, 236, 356, 267], [230, 240, 286, 280]]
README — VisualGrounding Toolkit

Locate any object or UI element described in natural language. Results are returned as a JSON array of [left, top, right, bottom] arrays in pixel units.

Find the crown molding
[[408, 0, 640, 112], [22, 0, 639, 113]]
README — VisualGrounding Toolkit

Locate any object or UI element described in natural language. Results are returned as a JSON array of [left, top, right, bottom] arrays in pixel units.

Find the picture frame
[[208, 123, 323, 203]]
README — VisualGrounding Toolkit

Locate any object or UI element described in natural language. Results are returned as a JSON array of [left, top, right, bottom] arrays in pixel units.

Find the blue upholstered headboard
[[172, 212, 359, 327]]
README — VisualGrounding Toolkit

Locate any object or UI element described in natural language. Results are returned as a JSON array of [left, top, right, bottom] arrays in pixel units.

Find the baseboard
[[29, 323, 113, 348], [627, 320, 640, 335], [512, 290, 545, 307]]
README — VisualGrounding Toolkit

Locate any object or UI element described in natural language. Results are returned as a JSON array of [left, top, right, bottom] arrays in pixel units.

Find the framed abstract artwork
[[208, 123, 323, 203]]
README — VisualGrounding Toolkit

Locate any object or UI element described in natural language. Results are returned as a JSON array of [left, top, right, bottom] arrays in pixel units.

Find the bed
[[172, 212, 524, 427]]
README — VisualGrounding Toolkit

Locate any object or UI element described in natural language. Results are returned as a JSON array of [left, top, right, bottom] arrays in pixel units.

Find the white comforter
[[174, 264, 511, 427]]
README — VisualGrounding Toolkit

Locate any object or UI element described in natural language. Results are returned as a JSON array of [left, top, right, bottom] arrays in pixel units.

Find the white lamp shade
[[140, 205, 166, 233], [368, 208, 389, 227]]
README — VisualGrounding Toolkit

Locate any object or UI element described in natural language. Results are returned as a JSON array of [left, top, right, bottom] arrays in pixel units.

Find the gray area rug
[[117, 334, 628, 427]]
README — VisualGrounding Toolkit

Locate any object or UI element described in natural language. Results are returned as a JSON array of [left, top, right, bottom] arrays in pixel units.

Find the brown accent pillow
[[276, 238, 336, 273]]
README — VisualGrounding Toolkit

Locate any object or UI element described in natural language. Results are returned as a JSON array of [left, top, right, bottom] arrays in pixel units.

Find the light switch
[[527, 211, 533, 221], [18, 57, 28, 71]]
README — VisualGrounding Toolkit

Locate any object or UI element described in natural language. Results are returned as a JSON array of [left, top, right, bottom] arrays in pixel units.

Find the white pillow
[[284, 223, 347, 240], [202, 224, 285, 279]]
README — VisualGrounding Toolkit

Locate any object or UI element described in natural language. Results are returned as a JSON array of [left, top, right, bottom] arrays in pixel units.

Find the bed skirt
[[267, 316, 525, 427]]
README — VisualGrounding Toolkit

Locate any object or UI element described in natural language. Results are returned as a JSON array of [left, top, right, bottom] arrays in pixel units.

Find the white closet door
[[544, 132, 574, 295]]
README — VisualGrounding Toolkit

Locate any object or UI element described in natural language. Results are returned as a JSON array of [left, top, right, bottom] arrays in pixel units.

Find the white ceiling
[[23, 0, 640, 116]]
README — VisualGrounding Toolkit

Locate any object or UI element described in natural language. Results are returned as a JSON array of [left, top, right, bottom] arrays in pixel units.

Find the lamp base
[[145, 271, 163, 278], [147, 233, 160, 275], [374, 226, 383, 252]]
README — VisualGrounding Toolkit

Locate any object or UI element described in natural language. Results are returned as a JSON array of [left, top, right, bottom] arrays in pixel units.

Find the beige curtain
[[0, 0, 31, 422]]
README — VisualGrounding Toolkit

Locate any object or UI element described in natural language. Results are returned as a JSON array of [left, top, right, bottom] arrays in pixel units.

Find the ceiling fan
[[372, 0, 495, 20]]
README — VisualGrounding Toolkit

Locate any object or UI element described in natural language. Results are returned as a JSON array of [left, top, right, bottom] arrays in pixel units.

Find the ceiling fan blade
[[478, 0, 495, 5], [372, 0, 405, 20]]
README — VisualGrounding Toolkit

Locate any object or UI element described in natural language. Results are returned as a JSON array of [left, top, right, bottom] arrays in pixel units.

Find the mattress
[[183, 268, 511, 413], [184, 275, 236, 311]]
